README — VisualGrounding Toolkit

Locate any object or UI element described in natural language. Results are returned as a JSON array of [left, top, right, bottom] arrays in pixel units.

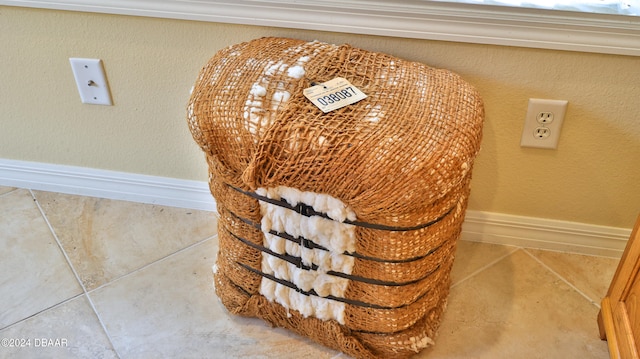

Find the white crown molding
[[0, 158, 630, 257], [1, 0, 639, 56]]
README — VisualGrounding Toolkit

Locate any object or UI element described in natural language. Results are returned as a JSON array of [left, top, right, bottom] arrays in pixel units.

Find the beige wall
[[1, 6, 638, 228]]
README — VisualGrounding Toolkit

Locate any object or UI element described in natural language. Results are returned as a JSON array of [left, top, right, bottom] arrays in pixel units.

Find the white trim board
[[0, 159, 216, 212], [1, 0, 639, 57], [0, 158, 630, 257], [461, 211, 629, 258]]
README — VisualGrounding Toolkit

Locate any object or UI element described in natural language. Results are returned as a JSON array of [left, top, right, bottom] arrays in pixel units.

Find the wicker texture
[[187, 37, 484, 358]]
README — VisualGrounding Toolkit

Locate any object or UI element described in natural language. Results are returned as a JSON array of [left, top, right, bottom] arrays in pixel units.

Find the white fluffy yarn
[[257, 186, 356, 324]]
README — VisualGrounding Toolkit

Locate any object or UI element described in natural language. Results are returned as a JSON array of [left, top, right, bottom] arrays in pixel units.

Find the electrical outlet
[[520, 98, 568, 149], [69, 58, 113, 105], [537, 112, 554, 124], [534, 127, 551, 139]]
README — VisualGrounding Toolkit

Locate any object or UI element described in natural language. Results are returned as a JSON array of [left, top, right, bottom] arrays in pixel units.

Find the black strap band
[[226, 228, 440, 287], [237, 261, 431, 310], [227, 209, 447, 264], [228, 184, 454, 232]]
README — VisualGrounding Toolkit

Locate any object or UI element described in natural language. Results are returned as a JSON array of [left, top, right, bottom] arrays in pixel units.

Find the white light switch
[[69, 58, 113, 105]]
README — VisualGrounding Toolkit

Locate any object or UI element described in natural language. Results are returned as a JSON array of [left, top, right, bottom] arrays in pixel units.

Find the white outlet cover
[[69, 58, 113, 105], [520, 98, 568, 149]]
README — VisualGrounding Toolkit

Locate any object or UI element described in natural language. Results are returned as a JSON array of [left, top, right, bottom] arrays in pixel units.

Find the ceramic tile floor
[[0, 185, 619, 358]]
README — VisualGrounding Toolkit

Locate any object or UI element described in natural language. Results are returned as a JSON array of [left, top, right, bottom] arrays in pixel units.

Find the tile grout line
[[329, 353, 348, 359], [0, 187, 20, 199], [87, 233, 218, 294], [29, 189, 124, 359], [451, 246, 521, 289], [522, 248, 602, 309], [0, 293, 85, 332]]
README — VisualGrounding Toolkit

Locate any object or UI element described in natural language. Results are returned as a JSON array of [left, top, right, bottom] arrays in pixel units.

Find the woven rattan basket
[[187, 37, 484, 358]]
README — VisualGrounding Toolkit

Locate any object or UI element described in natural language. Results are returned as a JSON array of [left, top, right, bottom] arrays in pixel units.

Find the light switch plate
[[69, 58, 113, 105]]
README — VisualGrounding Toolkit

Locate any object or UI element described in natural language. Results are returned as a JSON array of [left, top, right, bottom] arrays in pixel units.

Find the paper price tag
[[303, 77, 367, 113]]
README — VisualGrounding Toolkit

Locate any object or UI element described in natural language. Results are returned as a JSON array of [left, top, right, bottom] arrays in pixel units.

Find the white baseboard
[[0, 158, 629, 257], [462, 211, 629, 258], [0, 159, 216, 212]]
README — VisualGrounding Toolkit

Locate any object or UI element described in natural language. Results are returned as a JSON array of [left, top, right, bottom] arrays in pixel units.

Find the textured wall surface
[[1, 6, 638, 228]]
